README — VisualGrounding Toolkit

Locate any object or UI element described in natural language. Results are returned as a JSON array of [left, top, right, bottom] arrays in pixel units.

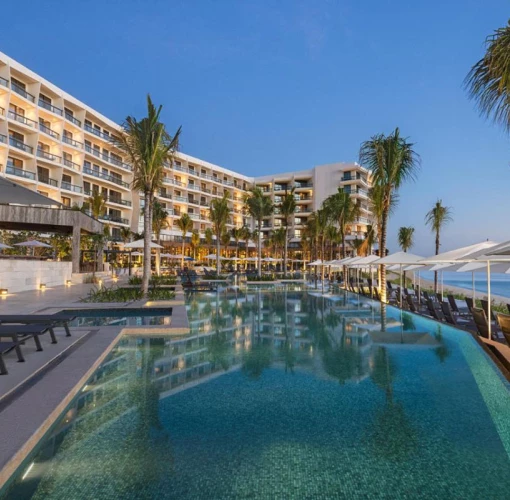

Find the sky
[[1, 0, 509, 255]]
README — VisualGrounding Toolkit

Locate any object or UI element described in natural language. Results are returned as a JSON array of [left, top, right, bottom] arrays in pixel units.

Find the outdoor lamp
[[39, 283, 46, 290], [0, 289, 8, 296]]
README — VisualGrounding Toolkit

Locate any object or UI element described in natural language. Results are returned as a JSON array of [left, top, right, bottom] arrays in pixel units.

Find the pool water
[[64, 308, 172, 327], [3, 289, 510, 499]]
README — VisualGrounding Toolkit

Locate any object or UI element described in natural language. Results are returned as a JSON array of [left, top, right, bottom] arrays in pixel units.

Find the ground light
[[39, 283, 46, 290], [0, 289, 8, 296], [65, 280, 72, 286]]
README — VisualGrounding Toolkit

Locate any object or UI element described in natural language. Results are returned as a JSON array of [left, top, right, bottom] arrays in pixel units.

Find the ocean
[[420, 271, 510, 299]]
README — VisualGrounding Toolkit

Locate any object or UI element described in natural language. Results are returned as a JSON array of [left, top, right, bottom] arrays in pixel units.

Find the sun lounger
[[0, 324, 56, 358], [0, 340, 22, 374], [426, 299, 444, 322], [0, 313, 75, 337], [465, 297, 474, 313], [496, 313, 510, 346], [471, 308, 490, 339]]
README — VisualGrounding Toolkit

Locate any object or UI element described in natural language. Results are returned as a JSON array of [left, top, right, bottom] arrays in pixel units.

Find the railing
[[8, 111, 37, 128], [99, 214, 129, 225], [84, 144, 101, 158], [38, 176, 58, 187], [187, 184, 200, 191], [174, 196, 187, 203], [173, 164, 186, 173], [11, 82, 35, 102], [105, 196, 132, 207], [62, 135, 83, 148], [158, 191, 172, 199], [341, 176, 353, 182], [201, 187, 211, 194], [0, 134, 6, 144], [200, 201, 208, 206], [38, 99, 63, 116], [274, 185, 289, 191], [188, 169, 198, 177], [39, 123, 60, 139], [9, 137, 33, 154], [84, 124, 111, 141], [65, 112, 81, 127], [37, 148, 61, 163], [356, 189, 368, 197], [6, 165, 36, 180], [188, 198, 198, 205], [259, 186, 271, 192], [63, 157, 80, 171], [0, 106, 4, 116], [0, 77, 8, 88], [82, 167, 130, 188], [188, 213, 200, 220], [294, 182, 313, 188], [108, 155, 131, 171], [61, 181, 83, 193]]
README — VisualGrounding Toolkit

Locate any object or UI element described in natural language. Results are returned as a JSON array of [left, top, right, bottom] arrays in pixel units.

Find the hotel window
[[84, 160, 91, 171], [102, 167, 108, 176], [62, 174, 72, 184], [39, 93, 51, 105], [93, 144, 100, 156], [64, 107, 74, 118], [9, 103, 25, 117], [111, 152, 121, 164], [85, 119, 92, 128], [39, 117, 51, 129], [175, 161, 181, 166], [112, 228, 121, 241], [63, 151, 72, 163], [7, 157, 23, 168], [61, 196, 71, 207], [63, 130, 73, 140], [175, 190, 181, 197], [111, 171, 122, 182], [294, 229, 302, 238], [94, 124, 101, 134], [103, 149, 109, 160], [9, 130, 24, 142], [101, 187, 108, 198], [92, 184, 99, 194], [201, 169, 206, 175], [37, 166, 50, 181], [11, 77, 26, 90], [38, 142, 50, 153]]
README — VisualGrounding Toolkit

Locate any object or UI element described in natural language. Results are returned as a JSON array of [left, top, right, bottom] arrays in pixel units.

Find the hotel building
[[0, 51, 372, 253]]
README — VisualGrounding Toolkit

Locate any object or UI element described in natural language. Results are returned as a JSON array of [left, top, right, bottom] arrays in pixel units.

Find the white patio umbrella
[[204, 254, 218, 259], [0, 243, 13, 250], [350, 255, 380, 295], [307, 260, 323, 266], [375, 251, 425, 305], [14, 239, 52, 256], [124, 239, 163, 249], [131, 251, 143, 256]]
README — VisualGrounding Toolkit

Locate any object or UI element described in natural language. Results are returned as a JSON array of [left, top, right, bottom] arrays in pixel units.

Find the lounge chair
[[507, 304, 510, 315], [426, 299, 444, 321], [496, 313, 510, 345], [440, 301, 471, 328], [374, 288, 381, 301], [0, 313, 75, 337], [406, 294, 418, 313], [480, 299, 496, 321], [465, 297, 474, 312], [0, 324, 57, 357], [447, 294, 465, 315], [471, 308, 490, 339], [0, 340, 23, 375]]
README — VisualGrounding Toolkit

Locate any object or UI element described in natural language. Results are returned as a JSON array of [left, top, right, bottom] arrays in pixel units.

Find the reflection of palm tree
[[434, 324, 451, 363], [402, 312, 416, 331], [368, 346, 418, 461], [242, 339, 272, 379], [208, 330, 231, 370]]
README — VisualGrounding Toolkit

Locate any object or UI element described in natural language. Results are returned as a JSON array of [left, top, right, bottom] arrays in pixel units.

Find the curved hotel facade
[[0, 51, 372, 252]]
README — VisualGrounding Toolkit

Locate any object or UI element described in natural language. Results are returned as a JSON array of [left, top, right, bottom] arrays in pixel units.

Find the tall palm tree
[[204, 227, 214, 254], [280, 187, 296, 275], [465, 22, 510, 132], [176, 213, 193, 268], [209, 192, 230, 273], [152, 201, 169, 245], [240, 225, 251, 259], [397, 226, 415, 286], [359, 224, 375, 257], [120, 227, 132, 244], [230, 227, 244, 260], [190, 229, 200, 260], [87, 191, 106, 220], [325, 225, 340, 261], [114, 95, 181, 296], [271, 227, 286, 261], [324, 188, 361, 259], [244, 187, 274, 276], [86, 192, 107, 273], [359, 128, 420, 303], [425, 200, 453, 292]]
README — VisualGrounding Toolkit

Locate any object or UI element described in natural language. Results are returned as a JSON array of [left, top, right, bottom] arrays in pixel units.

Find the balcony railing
[[65, 112, 81, 127], [0, 77, 8, 88], [63, 158, 80, 171], [38, 176, 59, 187], [295, 182, 313, 188], [84, 124, 111, 141], [6, 165, 36, 180], [274, 185, 289, 191], [8, 111, 37, 128], [63, 135, 83, 148], [84, 144, 101, 157], [83, 167, 130, 188], [187, 184, 200, 191], [38, 99, 63, 116], [9, 137, 33, 154], [99, 214, 129, 225], [37, 148, 61, 163], [11, 82, 35, 103], [61, 181, 83, 193], [39, 123, 60, 139], [158, 191, 172, 200], [0, 134, 6, 144], [105, 196, 132, 207], [356, 189, 368, 197], [174, 196, 187, 203], [0, 106, 4, 116], [188, 198, 198, 205]]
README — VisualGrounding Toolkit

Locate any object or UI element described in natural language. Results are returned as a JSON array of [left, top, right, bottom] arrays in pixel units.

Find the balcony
[[83, 167, 130, 188], [105, 196, 132, 207], [65, 112, 81, 127], [38, 176, 59, 187], [37, 148, 61, 163], [108, 155, 131, 171], [84, 144, 101, 158], [0, 106, 4, 117], [173, 164, 187, 173], [200, 201, 209, 206], [9, 137, 34, 154], [0, 134, 6, 145], [84, 124, 111, 141], [259, 186, 271, 192], [6, 165, 36, 180], [274, 185, 289, 191], [99, 214, 129, 225], [11, 82, 35, 103], [201, 187, 211, 194], [38, 99, 63, 116], [39, 123, 60, 139], [355, 189, 368, 197], [61, 181, 83, 193], [295, 182, 313, 188], [188, 213, 200, 221], [0, 77, 8, 88], [63, 157, 80, 171], [187, 184, 200, 191], [158, 191, 172, 200], [8, 111, 37, 128], [174, 196, 187, 203], [62, 135, 82, 149], [188, 198, 199, 205]]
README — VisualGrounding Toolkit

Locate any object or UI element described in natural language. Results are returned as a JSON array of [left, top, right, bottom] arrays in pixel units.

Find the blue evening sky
[[1, 0, 508, 255]]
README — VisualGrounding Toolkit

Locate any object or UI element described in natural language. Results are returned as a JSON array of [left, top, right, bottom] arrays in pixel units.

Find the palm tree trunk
[[155, 232, 161, 276], [257, 220, 262, 277], [216, 237, 221, 275], [181, 236, 185, 269], [284, 224, 288, 277], [142, 190, 151, 296], [433, 230, 440, 292]]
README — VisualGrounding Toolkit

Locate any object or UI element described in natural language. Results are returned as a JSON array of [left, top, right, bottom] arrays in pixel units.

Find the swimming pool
[[3, 289, 510, 499], [63, 307, 172, 327]]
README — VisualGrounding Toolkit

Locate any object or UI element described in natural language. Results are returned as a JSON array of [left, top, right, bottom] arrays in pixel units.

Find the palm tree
[[120, 227, 132, 244], [240, 225, 251, 259], [325, 224, 340, 261], [359, 128, 420, 303], [359, 224, 375, 257], [114, 95, 181, 296], [87, 191, 106, 220], [230, 227, 244, 260], [271, 227, 286, 261], [209, 192, 230, 273], [465, 22, 510, 132], [425, 200, 453, 292], [244, 187, 274, 277], [397, 226, 415, 286], [176, 213, 193, 268], [190, 229, 200, 260], [204, 227, 214, 254], [280, 187, 296, 275], [151, 201, 169, 275], [323, 188, 361, 259]]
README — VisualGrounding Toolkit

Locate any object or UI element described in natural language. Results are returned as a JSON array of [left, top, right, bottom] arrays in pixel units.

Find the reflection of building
[[0, 51, 373, 251]]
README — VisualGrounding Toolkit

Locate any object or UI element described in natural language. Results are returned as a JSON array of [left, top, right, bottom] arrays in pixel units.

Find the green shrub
[[128, 275, 177, 286], [83, 274, 100, 284], [246, 275, 276, 282], [82, 285, 175, 303]]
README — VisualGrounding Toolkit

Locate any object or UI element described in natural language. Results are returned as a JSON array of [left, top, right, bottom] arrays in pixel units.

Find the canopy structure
[[417, 241, 499, 264], [307, 260, 323, 266], [0, 243, 13, 250], [0, 176, 62, 207], [124, 239, 163, 249], [131, 251, 143, 256], [350, 255, 380, 267], [13, 240, 52, 248], [204, 254, 217, 259]]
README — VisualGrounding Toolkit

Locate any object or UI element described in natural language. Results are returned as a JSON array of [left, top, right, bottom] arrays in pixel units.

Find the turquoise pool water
[[64, 308, 172, 327], [3, 289, 510, 499]]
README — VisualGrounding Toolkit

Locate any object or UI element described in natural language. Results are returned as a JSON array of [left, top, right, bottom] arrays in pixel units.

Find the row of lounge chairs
[[0, 312, 75, 375], [179, 270, 218, 292]]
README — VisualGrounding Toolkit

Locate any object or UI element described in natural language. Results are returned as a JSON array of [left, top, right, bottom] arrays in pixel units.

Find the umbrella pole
[[441, 272, 444, 301], [418, 271, 421, 305], [472, 272, 475, 303], [487, 261, 492, 339], [399, 264, 403, 308]]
